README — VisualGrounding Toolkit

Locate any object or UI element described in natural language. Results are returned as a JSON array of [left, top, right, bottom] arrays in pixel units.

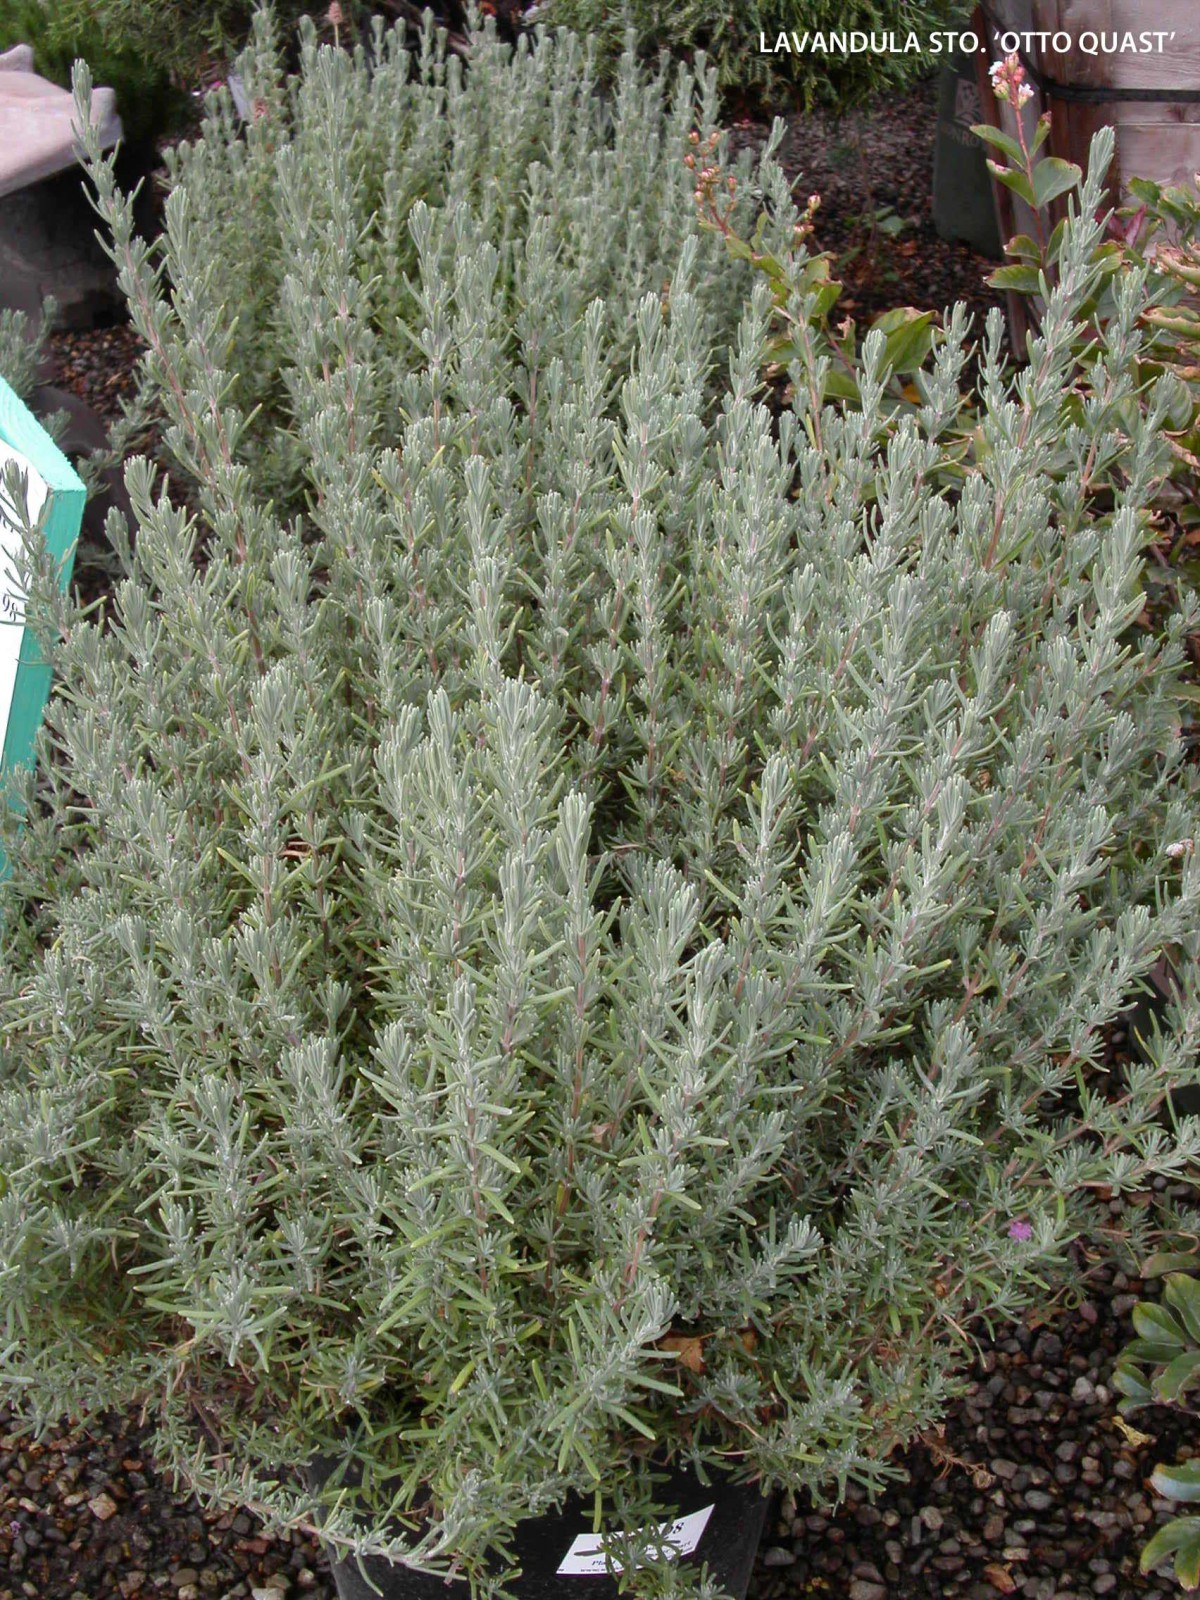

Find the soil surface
[[2, 1237, 1192, 1600], [729, 74, 1006, 337], [7, 62, 1192, 1600]]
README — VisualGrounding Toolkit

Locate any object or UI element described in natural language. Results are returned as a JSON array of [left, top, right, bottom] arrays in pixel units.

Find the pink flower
[[989, 54, 1034, 110], [1008, 1218, 1034, 1241]]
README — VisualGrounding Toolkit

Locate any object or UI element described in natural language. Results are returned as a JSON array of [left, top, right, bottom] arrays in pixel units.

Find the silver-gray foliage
[[0, 16, 1199, 1596]]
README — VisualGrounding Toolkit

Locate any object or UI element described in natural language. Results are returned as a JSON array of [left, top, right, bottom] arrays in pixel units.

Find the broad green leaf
[[1155, 1350, 1200, 1404], [972, 123, 1025, 167], [987, 162, 1035, 207], [1134, 1301, 1187, 1349], [988, 264, 1044, 295], [871, 309, 935, 376], [1003, 233, 1041, 261], [1032, 157, 1081, 211], [1166, 1275, 1200, 1344], [823, 370, 861, 403], [1128, 176, 1164, 206], [1152, 1460, 1200, 1504], [1141, 1515, 1200, 1577]]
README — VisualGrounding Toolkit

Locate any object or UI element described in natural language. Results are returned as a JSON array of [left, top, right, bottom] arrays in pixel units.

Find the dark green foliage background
[[0, 0, 365, 141], [538, 0, 978, 107]]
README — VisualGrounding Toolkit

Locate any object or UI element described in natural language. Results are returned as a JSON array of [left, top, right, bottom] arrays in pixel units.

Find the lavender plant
[[0, 306, 46, 403], [2, 13, 1200, 1597]]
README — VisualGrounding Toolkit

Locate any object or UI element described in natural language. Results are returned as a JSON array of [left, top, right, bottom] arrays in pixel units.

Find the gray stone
[[761, 1546, 795, 1567], [0, 170, 122, 328]]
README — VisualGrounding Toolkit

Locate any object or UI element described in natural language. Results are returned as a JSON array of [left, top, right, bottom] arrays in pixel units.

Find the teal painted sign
[[0, 374, 85, 861]]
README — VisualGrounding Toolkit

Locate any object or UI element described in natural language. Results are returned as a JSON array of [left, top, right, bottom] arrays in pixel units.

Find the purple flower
[[1008, 1218, 1034, 1242]]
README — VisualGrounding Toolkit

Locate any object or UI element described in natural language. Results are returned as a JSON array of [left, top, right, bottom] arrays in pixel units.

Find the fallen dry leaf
[[658, 1333, 706, 1373], [983, 1563, 1018, 1595], [1112, 1414, 1154, 1449]]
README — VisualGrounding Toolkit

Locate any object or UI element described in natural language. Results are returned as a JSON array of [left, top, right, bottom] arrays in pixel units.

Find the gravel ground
[[2, 1234, 1194, 1600], [758, 1245, 1195, 1600], [8, 64, 1193, 1600]]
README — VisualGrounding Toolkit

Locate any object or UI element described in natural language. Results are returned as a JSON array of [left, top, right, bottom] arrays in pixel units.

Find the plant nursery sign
[[0, 374, 84, 809]]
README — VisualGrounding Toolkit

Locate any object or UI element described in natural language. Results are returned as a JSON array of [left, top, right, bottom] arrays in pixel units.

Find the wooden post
[[0, 373, 85, 875], [1039, 0, 1117, 188]]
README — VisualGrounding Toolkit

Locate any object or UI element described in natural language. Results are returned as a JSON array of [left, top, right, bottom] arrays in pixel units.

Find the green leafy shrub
[[0, 0, 191, 143], [1115, 1265, 1200, 1588], [3, 13, 1200, 1593], [537, 0, 976, 110], [0, 0, 363, 120], [972, 59, 1200, 635]]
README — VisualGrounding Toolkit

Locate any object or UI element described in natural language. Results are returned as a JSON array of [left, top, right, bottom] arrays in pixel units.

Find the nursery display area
[[5, 4, 1200, 1599]]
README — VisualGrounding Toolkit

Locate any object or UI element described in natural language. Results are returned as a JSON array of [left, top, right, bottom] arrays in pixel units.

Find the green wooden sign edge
[[0, 373, 87, 777]]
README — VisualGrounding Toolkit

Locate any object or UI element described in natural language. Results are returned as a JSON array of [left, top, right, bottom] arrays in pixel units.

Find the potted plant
[[2, 11, 1200, 1599]]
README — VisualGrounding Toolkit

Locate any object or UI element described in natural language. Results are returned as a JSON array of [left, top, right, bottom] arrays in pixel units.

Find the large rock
[[0, 42, 120, 197], [0, 44, 124, 328]]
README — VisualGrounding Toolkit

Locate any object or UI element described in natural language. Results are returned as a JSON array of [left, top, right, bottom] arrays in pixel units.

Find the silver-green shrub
[[2, 16, 1200, 1595], [0, 300, 52, 404], [92, 6, 785, 515]]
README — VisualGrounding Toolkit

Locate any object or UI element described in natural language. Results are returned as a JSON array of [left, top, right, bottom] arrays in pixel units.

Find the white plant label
[[0, 439, 48, 748], [556, 1503, 714, 1576]]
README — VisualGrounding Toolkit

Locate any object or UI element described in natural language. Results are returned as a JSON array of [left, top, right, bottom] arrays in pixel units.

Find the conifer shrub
[[537, 0, 976, 111], [2, 14, 1200, 1594], [0, 0, 191, 143]]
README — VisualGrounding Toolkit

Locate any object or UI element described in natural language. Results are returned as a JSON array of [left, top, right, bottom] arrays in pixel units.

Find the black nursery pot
[[308, 1455, 771, 1600]]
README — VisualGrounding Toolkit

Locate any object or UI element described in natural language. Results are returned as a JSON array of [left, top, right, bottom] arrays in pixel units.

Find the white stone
[[0, 44, 121, 199]]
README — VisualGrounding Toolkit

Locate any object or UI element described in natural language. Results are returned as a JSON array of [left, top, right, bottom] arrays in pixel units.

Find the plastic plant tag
[[0, 374, 85, 871], [556, 1504, 714, 1576]]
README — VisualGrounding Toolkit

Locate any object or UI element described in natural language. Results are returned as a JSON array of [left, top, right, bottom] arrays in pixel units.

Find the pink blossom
[[1008, 1218, 1034, 1242], [990, 54, 1034, 110]]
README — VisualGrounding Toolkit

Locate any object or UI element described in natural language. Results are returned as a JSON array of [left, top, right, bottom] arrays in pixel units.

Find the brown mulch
[[729, 71, 1006, 338]]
